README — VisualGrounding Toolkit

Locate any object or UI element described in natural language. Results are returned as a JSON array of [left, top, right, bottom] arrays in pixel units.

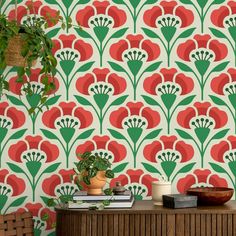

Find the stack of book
[[68, 190, 134, 209]]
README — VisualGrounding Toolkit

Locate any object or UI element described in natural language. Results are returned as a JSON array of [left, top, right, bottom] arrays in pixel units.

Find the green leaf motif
[[9, 129, 27, 140], [175, 129, 193, 140], [110, 95, 128, 106], [144, 129, 162, 140], [108, 129, 126, 140], [179, 0, 192, 4], [211, 61, 229, 73], [178, 28, 195, 39], [175, 61, 193, 73], [41, 196, 52, 206], [142, 28, 160, 39], [145, 0, 159, 4], [209, 162, 228, 174], [75, 28, 92, 39], [77, 129, 94, 140], [212, 129, 229, 140], [108, 61, 126, 72], [8, 196, 27, 208], [74, 95, 92, 106], [145, 62, 162, 72], [7, 95, 24, 106], [77, 61, 95, 72], [209, 95, 227, 106], [178, 163, 196, 174], [112, 163, 128, 173], [110, 28, 128, 39], [44, 95, 61, 106], [46, 28, 60, 38], [41, 129, 58, 140], [213, 0, 225, 4], [43, 163, 61, 174], [177, 95, 195, 106], [112, 0, 124, 3], [142, 95, 160, 106], [78, 0, 91, 4], [44, 0, 57, 3], [142, 162, 161, 174], [209, 28, 227, 39], [7, 163, 25, 174]]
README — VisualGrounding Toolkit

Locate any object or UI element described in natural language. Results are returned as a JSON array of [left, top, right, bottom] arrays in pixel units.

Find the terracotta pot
[[87, 171, 106, 195]]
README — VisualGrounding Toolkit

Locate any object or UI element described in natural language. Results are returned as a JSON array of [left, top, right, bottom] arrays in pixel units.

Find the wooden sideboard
[[55, 200, 236, 236]]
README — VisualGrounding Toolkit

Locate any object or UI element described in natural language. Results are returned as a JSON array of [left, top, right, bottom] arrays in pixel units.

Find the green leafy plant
[[72, 151, 114, 189], [0, 13, 58, 113]]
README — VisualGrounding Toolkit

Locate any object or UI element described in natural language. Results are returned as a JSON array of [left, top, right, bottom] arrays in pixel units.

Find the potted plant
[[73, 151, 115, 195], [0, 12, 59, 113]]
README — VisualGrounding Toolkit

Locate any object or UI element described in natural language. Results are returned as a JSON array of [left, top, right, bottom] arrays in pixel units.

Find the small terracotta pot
[[87, 171, 106, 195]]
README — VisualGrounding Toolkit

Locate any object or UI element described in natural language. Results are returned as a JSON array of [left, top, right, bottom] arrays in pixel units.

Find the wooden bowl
[[187, 187, 234, 205]]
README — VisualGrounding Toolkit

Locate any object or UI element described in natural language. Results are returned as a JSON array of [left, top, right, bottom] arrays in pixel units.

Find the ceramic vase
[[87, 171, 106, 195], [152, 181, 171, 205]]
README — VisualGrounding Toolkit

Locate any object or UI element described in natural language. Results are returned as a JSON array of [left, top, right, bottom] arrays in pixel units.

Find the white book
[[68, 195, 134, 209], [72, 190, 132, 201]]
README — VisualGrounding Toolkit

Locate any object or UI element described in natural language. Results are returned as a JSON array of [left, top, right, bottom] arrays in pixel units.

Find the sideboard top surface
[[55, 200, 236, 215]]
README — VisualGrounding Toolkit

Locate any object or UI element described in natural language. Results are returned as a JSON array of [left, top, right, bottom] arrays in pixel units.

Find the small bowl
[[187, 187, 234, 205]]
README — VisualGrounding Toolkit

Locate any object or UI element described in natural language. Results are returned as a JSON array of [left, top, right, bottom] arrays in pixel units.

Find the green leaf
[[8, 196, 27, 208], [9, 129, 27, 140], [7, 163, 25, 173], [179, 0, 192, 4], [105, 169, 114, 178], [78, 0, 91, 3], [74, 28, 92, 39], [175, 61, 193, 73], [209, 95, 227, 106], [142, 162, 161, 174], [110, 95, 128, 106], [74, 95, 92, 106], [110, 28, 128, 39], [178, 162, 196, 174], [44, 0, 57, 3], [108, 61, 126, 72], [43, 163, 61, 174], [112, 163, 128, 173], [177, 95, 195, 106], [41, 196, 52, 206], [213, 0, 225, 4], [142, 27, 160, 39], [112, 0, 124, 4], [209, 27, 227, 39], [145, 0, 159, 4], [40, 129, 58, 140], [44, 95, 61, 106], [209, 162, 228, 174], [7, 95, 24, 106], [46, 28, 60, 38], [175, 129, 193, 140], [211, 129, 229, 140], [77, 129, 94, 140], [211, 61, 229, 73], [108, 129, 126, 140], [77, 61, 95, 72], [178, 28, 195, 39], [142, 95, 160, 106], [143, 129, 162, 140], [145, 62, 162, 72]]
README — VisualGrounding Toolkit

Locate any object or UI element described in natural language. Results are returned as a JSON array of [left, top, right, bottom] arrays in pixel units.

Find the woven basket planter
[[5, 34, 26, 67]]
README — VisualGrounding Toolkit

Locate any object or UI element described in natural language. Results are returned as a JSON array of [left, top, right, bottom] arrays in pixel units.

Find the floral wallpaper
[[1, 0, 236, 235]]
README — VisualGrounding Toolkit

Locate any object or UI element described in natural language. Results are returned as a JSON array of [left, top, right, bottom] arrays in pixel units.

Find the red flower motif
[[143, 0, 194, 28], [177, 34, 228, 62], [211, 68, 236, 95], [0, 102, 25, 129], [76, 68, 126, 95], [110, 169, 157, 199], [42, 102, 93, 129], [42, 169, 75, 197], [0, 169, 25, 196], [110, 34, 160, 62], [177, 102, 228, 129], [9, 68, 59, 96], [76, 1, 127, 28], [143, 68, 194, 95], [211, 136, 236, 163], [177, 169, 228, 193], [76, 135, 127, 163], [144, 135, 194, 163], [8, 0, 60, 27], [18, 203, 56, 230], [211, 1, 236, 28], [110, 102, 160, 129], [8, 135, 59, 163], [52, 34, 93, 62]]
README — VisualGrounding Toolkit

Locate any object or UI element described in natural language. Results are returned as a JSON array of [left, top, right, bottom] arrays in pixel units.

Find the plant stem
[[201, 142, 204, 168], [133, 142, 137, 168], [99, 108, 103, 134], [167, 108, 170, 134], [133, 75, 137, 100], [99, 42, 103, 67], [201, 75, 204, 101]]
